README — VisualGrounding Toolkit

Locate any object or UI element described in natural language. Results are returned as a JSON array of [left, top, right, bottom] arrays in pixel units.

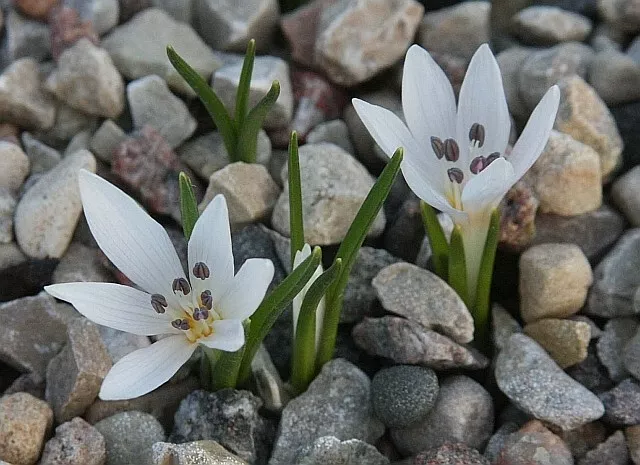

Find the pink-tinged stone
[[49, 5, 99, 60], [14, 0, 58, 20]]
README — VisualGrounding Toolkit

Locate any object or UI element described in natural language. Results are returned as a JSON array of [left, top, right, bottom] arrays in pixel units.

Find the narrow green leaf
[[212, 321, 250, 390], [448, 225, 469, 308], [291, 258, 342, 395], [235, 39, 256, 129], [166, 46, 237, 158], [237, 247, 322, 384], [179, 172, 199, 240], [420, 201, 449, 280], [315, 149, 403, 369], [236, 80, 280, 163], [288, 131, 304, 268]]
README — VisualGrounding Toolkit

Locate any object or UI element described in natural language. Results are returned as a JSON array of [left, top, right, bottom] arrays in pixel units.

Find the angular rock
[[626, 425, 640, 465], [598, 0, 640, 33], [570, 315, 602, 340], [612, 165, 640, 226], [578, 430, 628, 465], [40, 417, 106, 465], [492, 303, 522, 352], [497, 420, 573, 465], [39, 102, 98, 147], [49, 4, 100, 60], [0, 190, 15, 244], [589, 50, 640, 105], [597, 318, 638, 382], [497, 46, 534, 120], [549, 421, 608, 461], [0, 242, 27, 271], [52, 242, 112, 284], [297, 436, 389, 465], [97, 326, 151, 364], [152, 440, 249, 465], [21, 131, 61, 174], [511, 6, 592, 45], [623, 326, 640, 380], [524, 318, 590, 368], [372, 262, 474, 343], [567, 343, 615, 394], [89, 119, 127, 163], [0, 142, 29, 192], [249, 344, 289, 413], [3, 8, 51, 61], [410, 442, 489, 465], [306, 119, 354, 154], [15, 0, 57, 19], [599, 378, 640, 426]]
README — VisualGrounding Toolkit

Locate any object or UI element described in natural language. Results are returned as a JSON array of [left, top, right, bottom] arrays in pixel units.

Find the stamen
[[447, 168, 464, 184], [193, 308, 210, 321], [469, 123, 485, 147], [444, 139, 460, 162], [430, 136, 445, 159], [485, 152, 500, 166], [171, 318, 190, 331], [150, 294, 168, 314], [200, 290, 212, 310], [193, 262, 210, 280], [470, 156, 485, 175], [172, 277, 191, 295]]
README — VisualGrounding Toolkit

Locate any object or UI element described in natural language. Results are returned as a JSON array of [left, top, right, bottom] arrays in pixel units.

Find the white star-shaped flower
[[46, 170, 274, 400]]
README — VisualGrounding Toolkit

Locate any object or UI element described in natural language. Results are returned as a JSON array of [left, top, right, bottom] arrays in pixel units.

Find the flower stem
[[447, 225, 469, 308], [420, 201, 449, 280]]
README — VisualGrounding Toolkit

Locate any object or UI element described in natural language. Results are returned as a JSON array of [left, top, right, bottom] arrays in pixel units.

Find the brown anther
[[193, 308, 210, 321], [469, 123, 485, 147], [171, 318, 190, 331], [201, 290, 213, 310], [470, 156, 485, 175], [447, 167, 464, 184], [485, 152, 500, 166], [150, 294, 168, 314], [430, 136, 445, 159], [193, 262, 210, 280], [444, 138, 460, 162], [172, 277, 191, 295]]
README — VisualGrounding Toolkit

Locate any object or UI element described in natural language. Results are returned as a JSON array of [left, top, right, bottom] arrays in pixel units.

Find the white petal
[[292, 243, 312, 269], [292, 244, 323, 340], [402, 45, 457, 148], [99, 336, 196, 400], [78, 170, 186, 304], [461, 157, 515, 214], [188, 194, 234, 302], [45, 282, 172, 336], [217, 258, 274, 321], [456, 44, 511, 163], [199, 319, 245, 351], [508, 86, 561, 179]]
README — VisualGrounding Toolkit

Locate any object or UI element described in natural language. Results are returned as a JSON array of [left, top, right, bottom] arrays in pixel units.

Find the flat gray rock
[[297, 436, 389, 465], [597, 318, 638, 382], [511, 6, 592, 45]]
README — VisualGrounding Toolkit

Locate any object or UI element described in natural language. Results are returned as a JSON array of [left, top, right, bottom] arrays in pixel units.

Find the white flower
[[45, 170, 274, 400], [292, 244, 324, 352], [353, 43, 560, 301]]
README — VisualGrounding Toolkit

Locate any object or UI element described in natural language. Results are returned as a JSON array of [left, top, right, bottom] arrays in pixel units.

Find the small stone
[[497, 420, 573, 465], [212, 55, 293, 129], [151, 0, 192, 22], [271, 143, 385, 245], [589, 50, 640, 105], [14, 0, 58, 19], [98, 326, 151, 364], [497, 47, 534, 120], [314, 0, 424, 86], [499, 181, 539, 251], [118, 0, 151, 22], [40, 417, 106, 465], [390, 375, 493, 455], [623, 327, 640, 380], [410, 442, 489, 465], [95, 411, 165, 465], [0, 142, 29, 191], [48, 5, 99, 60], [417, 1, 490, 62], [371, 365, 438, 428], [550, 421, 608, 461], [297, 436, 389, 465], [519, 243, 593, 323], [554, 75, 624, 180], [21, 132, 61, 174], [598, 0, 640, 33], [570, 315, 602, 339], [597, 318, 637, 382], [599, 378, 640, 426], [383, 194, 424, 262], [199, 162, 280, 232], [578, 430, 628, 465], [567, 344, 615, 394], [612, 165, 640, 226], [0, 190, 16, 244], [14, 149, 96, 258], [52, 242, 112, 284], [0, 58, 56, 130], [64, 130, 92, 156], [306, 119, 354, 154], [40, 102, 98, 147], [269, 359, 384, 465], [127, 75, 197, 149], [152, 440, 249, 465], [249, 344, 289, 413], [0, 242, 27, 271], [524, 318, 590, 368], [352, 316, 489, 370], [626, 425, 640, 465], [88, 0, 120, 35], [511, 6, 592, 45], [0, 392, 53, 465], [3, 8, 51, 61], [485, 423, 520, 464], [495, 334, 604, 430], [89, 119, 127, 163], [492, 303, 522, 352], [45, 39, 124, 119], [372, 262, 474, 343]]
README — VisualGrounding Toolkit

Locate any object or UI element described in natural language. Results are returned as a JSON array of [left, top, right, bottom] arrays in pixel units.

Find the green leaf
[[166, 46, 237, 158], [235, 39, 256, 130], [211, 321, 250, 390], [179, 172, 199, 240], [291, 258, 342, 395], [236, 80, 280, 163], [420, 201, 449, 280], [315, 148, 403, 369], [448, 225, 469, 308], [288, 131, 304, 268], [237, 247, 322, 384]]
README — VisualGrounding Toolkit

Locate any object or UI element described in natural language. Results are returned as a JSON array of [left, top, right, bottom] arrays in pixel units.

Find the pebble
[[40, 417, 106, 465], [599, 0, 640, 33], [269, 359, 384, 465], [624, 327, 640, 379], [0, 392, 53, 465], [14, 0, 58, 19], [14, 149, 96, 258], [417, 1, 490, 61], [271, 143, 385, 245], [485, 423, 520, 464], [212, 55, 293, 129], [94, 411, 165, 465], [88, 0, 120, 36], [383, 194, 424, 262], [495, 333, 605, 430], [578, 430, 628, 465], [0, 142, 29, 192], [170, 389, 274, 465], [296, 436, 389, 465], [97, 326, 151, 364], [612, 165, 640, 226], [524, 318, 591, 368], [567, 344, 615, 394], [496, 420, 573, 465], [41, 102, 98, 147], [492, 303, 522, 352], [519, 243, 593, 323], [249, 344, 289, 413], [0, 58, 56, 130], [588, 229, 640, 318], [306, 119, 354, 154], [497, 46, 535, 120], [314, 0, 424, 86], [626, 425, 640, 465], [64, 130, 92, 156], [596, 318, 637, 382], [550, 421, 608, 461], [0, 242, 27, 271], [390, 375, 493, 455], [102, 8, 221, 96], [4, 8, 51, 62], [45, 39, 125, 119], [408, 442, 489, 465], [352, 316, 489, 370], [511, 6, 592, 45], [151, 0, 192, 23], [0, 190, 15, 244], [127, 75, 197, 149], [599, 378, 640, 426], [372, 262, 474, 344], [51, 242, 112, 284], [48, 4, 100, 60], [589, 50, 640, 105], [21, 132, 61, 174], [45, 318, 112, 423], [152, 440, 249, 465], [89, 119, 127, 163]]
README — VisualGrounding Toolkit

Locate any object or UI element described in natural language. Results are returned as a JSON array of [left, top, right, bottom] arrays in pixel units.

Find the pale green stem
[[458, 210, 493, 306]]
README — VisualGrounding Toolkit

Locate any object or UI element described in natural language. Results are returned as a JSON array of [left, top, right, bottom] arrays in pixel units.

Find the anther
[[447, 167, 464, 184], [430, 136, 445, 159], [200, 290, 212, 310], [150, 294, 168, 314], [171, 318, 190, 331], [469, 123, 485, 147], [172, 277, 191, 295], [470, 156, 485, 175], [193, 308, 210, 321], [485, 152, 500, 166], [444, 139, 460, 162], [193, 262, 210, 280]]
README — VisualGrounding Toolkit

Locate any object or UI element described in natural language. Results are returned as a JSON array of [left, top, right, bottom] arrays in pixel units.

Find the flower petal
[[78, 170, 186, 304], [402, 44, 457, 148], [292, 244, 323, 340], [199, 319, 245, 352], [456, 44, 511, 164], [188, 194, 234, 302], [217, 258, 274, 321], [45, 282, 172, 336], [508, 85, 561, 179], [99, 335, 196, 400], [461, 157, 515, 214]]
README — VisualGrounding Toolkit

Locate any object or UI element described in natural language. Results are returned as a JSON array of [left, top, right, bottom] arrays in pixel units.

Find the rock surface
[[612, 165, 640, 226], [511, 6, 592, 45], [524, 318, 591, 368], [0, 142, 29, 192], [40, 417, 106, 465], [597, 318, 638, 382], [152, 440, 249, 465]]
